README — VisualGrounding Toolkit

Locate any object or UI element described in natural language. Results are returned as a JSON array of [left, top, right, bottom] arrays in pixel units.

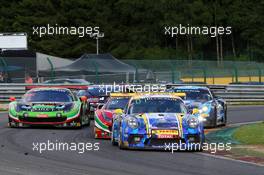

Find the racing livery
[[8, 88, 90, 128], [169, 86, 227, 127], [77, 85, 122, 118], [94, 93, 133, 139], [111, 93, 204, 150]]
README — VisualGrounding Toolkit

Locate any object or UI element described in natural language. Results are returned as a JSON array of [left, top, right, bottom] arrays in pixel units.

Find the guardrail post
[[258, 67, 262, 83], [46, 57, 55, 79], [171, 69, 175, 84], [203, 68, 207, 84], [233, 66, 238, 83], [92, 61, 99, 84], [191, 70, 194, 82]]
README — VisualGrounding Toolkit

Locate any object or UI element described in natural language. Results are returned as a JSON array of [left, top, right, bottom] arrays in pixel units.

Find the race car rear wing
[[133, 92, 186, 99], [110, 93, 135, 97]]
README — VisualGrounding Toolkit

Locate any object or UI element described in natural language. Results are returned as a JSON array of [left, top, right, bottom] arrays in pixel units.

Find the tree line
[[0, 0, 263, 62]]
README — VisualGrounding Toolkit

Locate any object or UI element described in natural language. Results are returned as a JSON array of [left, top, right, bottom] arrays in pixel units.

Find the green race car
[[8, 87, 90, 128]]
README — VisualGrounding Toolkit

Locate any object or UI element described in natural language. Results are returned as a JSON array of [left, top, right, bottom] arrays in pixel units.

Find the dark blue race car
[[168, 86, 227, 128]]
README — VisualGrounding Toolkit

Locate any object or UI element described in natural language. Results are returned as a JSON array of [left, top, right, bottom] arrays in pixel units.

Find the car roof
[[29, 87, 71, 91], [173, 86, 209, 90]]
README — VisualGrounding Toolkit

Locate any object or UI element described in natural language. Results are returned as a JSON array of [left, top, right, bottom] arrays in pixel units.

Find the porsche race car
[[168, 86, 227, 127], [111, 93, 205, 150], [8, 88, 90, 128]]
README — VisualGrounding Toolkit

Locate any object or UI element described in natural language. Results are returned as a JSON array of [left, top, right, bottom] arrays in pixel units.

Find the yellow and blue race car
[[111, 93, 204, 150]]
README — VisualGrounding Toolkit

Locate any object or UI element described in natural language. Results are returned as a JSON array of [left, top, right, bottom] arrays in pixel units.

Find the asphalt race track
[[0, 106, 263, 175]]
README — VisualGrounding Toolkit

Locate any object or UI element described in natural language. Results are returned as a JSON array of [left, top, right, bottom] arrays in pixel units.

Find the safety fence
[[1, 58, 264, 85], [1, 84, 264, 105], [123, 60, 264, 85]]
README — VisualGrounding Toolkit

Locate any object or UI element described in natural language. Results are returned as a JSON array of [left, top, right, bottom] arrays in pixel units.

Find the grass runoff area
[[230, 122, 264, 161], [233, 122, 264, 145]]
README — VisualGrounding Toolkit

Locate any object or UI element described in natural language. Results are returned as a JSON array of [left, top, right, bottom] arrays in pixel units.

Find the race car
[[111, 93, 205, 150], [168, 86, 227, 127], [77, 85, 122, 118], [8, 87, 90, 128], [94, 93, 134, 139], [43, 78, 91, 85]]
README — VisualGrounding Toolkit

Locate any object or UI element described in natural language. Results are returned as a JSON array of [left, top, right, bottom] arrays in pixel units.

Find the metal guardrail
[[167, 84, 264, 104], [1, 84, 264, 104], [0, 84, 27, 102]]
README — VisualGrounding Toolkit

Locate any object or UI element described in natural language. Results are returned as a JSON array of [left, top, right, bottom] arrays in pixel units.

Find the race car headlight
[[23, 112, 29, 118], [62, 103, 74, 112], [199, 106, 209, 113], [56, 113, 62, 117], [187, 117, 199, 128], [202, 106, 208, 112], [127, 117, 139, 129], [20, 105, 32, 111]]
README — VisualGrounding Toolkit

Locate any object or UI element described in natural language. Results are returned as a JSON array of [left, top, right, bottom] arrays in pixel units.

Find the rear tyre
[[76, 115, 82, 129], [85, 113, 90, 127], [222, 107, 227, 126], [94, 127, 98, 139]]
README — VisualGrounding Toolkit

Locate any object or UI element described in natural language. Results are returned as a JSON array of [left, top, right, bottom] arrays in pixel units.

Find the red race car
[[94, 93, 133, 139]]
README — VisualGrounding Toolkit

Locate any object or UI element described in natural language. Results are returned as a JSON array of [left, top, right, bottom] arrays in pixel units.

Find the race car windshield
[[174, 89, 212, 101], [23, 90, 73, 102], [79, 86, 120, 97], [128, 98, 186, 114], [105, 98, 129, 110]]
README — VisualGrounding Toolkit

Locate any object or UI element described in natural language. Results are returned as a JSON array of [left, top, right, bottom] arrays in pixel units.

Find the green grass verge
[[233, 122, 264, 145]]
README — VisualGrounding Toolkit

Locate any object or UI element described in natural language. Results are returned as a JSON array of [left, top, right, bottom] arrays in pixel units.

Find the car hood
[[17, 102, 74, 111], [101, 110, 114, 118], [137, 113, 181, 129], [184, 100, 212, 108], [184, 100, 203, 106]]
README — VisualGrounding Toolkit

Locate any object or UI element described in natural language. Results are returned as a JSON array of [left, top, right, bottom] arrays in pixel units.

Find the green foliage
[[0, 0, 263, 61]]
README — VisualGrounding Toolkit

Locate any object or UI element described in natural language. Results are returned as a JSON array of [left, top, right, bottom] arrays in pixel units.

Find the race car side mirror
[[192, 108, 199, 114], [80, 96, 87, 102], [9, 96, 16, 102], [114, 108, 123, 115]]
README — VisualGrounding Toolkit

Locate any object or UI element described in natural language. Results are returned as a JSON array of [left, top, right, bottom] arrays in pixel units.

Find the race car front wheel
[[111, 131, 117, 146], [118, 128, 126, 149], [8, 117, 19, 128], [211, 107, 217, 128]]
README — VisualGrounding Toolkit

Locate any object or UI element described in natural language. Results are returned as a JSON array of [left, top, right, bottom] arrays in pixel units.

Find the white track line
[[196, 152, 264, 167], [228, 120, 263, 127]]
